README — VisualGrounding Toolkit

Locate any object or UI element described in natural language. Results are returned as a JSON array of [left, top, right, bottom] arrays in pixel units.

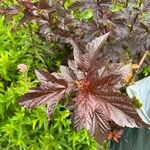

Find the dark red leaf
[[18, 70, 67, 118], [18, 33, 150, 144]]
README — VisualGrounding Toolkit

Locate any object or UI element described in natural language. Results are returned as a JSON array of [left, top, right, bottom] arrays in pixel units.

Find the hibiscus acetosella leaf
[[18, 33, 150, 143]]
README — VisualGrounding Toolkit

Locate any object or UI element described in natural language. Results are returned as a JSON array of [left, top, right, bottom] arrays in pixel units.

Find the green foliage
[[64, 0, 74, 9], [0, 15, 98, 149], [138, 66, 150, 79], [0, 16, 48, 80], [73, 8, 93, 21], [64, 0, 93, 20], [131, 96, 143, 109], [110, 3, 124, 12]]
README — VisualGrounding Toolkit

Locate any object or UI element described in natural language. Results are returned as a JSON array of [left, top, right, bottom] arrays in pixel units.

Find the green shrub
[[138, 66, 150, 79]]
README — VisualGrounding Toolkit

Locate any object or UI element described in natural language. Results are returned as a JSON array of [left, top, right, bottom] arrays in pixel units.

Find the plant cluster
[[0, 15, 98, 149], [0, 0, 149, 61], [0, 0, 150, 148]]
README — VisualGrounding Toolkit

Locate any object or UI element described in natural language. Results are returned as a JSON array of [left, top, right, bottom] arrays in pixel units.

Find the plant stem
[[129, 50, 149, 84]]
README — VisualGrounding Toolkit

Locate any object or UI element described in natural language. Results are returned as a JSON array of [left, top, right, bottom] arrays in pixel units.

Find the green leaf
[[131, 96, 143, 109]]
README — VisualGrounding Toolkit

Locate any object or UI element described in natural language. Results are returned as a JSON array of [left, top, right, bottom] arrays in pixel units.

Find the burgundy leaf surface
[[18, 33, 149, 143], [18, 70, 68, 119]]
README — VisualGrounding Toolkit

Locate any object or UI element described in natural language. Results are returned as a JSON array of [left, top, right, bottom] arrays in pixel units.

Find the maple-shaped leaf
[[18, 70, 68, 120], [18, 33, 149, 143]]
